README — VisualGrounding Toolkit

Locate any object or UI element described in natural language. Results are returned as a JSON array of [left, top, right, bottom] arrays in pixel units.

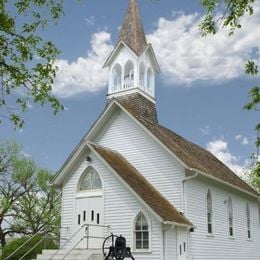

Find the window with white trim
[[228, 197, 233, 237], [134, 212, 149, 250], [207, 189, 213, 234], [79, 167, 102, 191], [246, 203, 251, 239]]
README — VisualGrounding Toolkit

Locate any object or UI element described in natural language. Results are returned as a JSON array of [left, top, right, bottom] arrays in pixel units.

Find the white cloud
[[147, 3, 260, 85], [53, 31, 113, 98], [52, 4, 260, 98], [235, 134, 249, 145], [199, 125, 210, 136], [206, 139, 248, 175]]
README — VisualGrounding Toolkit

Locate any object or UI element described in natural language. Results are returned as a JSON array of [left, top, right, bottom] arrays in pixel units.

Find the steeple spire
[[119, 0, 147, 55], [104, 0, 159, 102]]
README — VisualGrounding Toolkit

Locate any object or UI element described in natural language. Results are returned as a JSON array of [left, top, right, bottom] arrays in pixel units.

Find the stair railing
[[3, 226, 64, 260], [49, 224, 89, 260], [61, 223, 110, 260], [4, 229, 44, 260], [18, 236, 46, 260]]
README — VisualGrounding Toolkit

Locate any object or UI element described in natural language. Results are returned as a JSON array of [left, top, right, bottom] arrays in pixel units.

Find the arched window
[[112, 64, 122, 92], [134, 212, 149, 250], [139, 62, 145, 90], [228, 197, 233, 237], [246, 203, 251, 239], [79, 167, 102, 191], [207, 189, 213, 234], [124, 60, 134, 89], [146, 68, 154, 95]]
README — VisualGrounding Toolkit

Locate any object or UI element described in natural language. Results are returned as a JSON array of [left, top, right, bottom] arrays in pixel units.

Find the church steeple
[[103, 0, 159, 102], [119, 0, 147, 55]]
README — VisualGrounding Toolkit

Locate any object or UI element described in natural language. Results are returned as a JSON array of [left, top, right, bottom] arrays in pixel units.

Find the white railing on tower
[[111, 80, 147, 94]]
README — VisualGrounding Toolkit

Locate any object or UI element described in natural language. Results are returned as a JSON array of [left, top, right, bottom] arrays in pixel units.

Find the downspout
[[182, 171, 198, 260], [163, 229, 166, 260], [182, 172, 198, 214]]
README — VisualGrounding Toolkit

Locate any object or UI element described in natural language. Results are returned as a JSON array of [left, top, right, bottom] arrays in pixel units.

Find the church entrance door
[[177, 227, 188, 260], [73, 195, 104, 249]]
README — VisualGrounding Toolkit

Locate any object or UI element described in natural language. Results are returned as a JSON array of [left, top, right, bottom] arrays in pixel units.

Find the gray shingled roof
[[90, 142, 192, 226], [119, 0, 147, 55], [115, 93, 258, 196], [107, 93, 158, 124]]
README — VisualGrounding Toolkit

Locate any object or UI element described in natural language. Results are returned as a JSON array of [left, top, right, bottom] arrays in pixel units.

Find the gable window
[[246, 203, 251, 239], [79, 167, 102, 191], [207, 189, 213, 234], [228, 197, 233, 237], [134, 212, 149, 250]]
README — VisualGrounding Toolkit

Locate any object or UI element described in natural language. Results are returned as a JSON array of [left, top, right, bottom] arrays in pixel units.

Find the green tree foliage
[[0, 0, 64, 128], [250, 161, 260, 192], [0, 141, 60, 248], [12, 169, 61, 238], [200, 0, 259, 188], [0, 141, 34, 247], [200, 0, 255, 36], [1, 234, 57, 260]]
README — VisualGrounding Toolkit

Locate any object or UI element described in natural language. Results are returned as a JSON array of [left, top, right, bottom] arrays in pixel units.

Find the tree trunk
[[0, 227, 6, 248]]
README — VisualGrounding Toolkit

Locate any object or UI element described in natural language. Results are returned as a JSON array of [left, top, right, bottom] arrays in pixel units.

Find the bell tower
[[103, 0, 160, 102]]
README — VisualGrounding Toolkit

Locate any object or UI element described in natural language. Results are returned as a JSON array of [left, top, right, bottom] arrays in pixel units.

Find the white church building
[[47, 0, 260, 259]]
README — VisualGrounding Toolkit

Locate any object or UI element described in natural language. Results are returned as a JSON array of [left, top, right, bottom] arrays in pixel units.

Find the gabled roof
[[139, 119, 258, 196], [54, 93, 258, 197], [114, 94, 258, 196], [103, 41, 160, 73], [119, 0, 147, 56], [89, 142, 192, 226]]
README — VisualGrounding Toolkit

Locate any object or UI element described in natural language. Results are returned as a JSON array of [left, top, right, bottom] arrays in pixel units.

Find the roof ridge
[[128, 115, 257, 196]]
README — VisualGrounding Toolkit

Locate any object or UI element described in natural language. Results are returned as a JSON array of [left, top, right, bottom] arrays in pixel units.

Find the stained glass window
[[79, 167, 102, 191]]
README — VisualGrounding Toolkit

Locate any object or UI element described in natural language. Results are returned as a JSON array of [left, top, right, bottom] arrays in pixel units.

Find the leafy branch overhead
[[0, 0, 64, 128], [200, 0, 259, 190], [200, 0, 259, 133], [200, 0, 255, 36]]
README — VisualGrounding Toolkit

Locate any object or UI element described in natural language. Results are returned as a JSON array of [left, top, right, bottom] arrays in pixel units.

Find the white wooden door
[[177, 228, 188, 260], [86, 196, 104, 249], [73, 196, 104, 249]]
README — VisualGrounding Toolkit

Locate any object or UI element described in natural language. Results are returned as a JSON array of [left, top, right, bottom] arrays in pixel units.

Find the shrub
[[2, 234, 58, 260]]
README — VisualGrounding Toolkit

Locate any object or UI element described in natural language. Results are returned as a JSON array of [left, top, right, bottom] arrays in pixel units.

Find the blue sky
[[2, 0, 259, 176]]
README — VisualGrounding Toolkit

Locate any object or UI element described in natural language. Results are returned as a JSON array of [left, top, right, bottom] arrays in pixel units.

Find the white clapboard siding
[[185, 178, 260, 260], [90, 152, 163, 260], [95, 110, 185, 210], [165, 228, 177, 260], [60, 160, 89, 248], [60, 150, 163, 259]]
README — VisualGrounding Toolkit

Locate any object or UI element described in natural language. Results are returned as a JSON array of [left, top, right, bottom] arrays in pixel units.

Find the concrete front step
[[35, 249, 103, 260]]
